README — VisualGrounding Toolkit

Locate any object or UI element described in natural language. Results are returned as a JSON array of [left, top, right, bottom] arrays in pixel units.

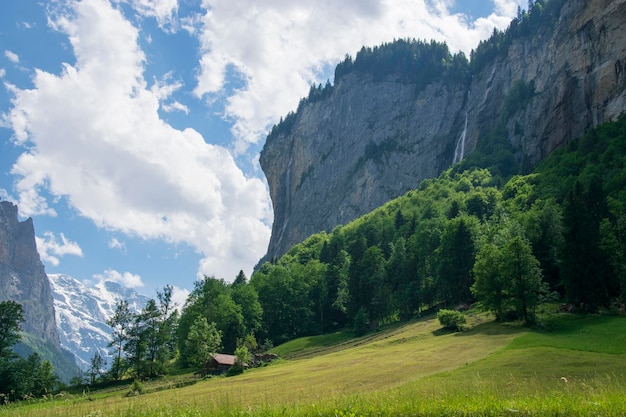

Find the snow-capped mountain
[[48, 274, 150, 370]]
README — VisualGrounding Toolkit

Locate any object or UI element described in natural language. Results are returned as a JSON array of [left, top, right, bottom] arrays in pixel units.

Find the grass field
[[2, 312, 626, 416]]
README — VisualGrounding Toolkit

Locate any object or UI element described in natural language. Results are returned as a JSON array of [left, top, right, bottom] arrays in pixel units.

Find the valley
[[1, 311, 625, 416]]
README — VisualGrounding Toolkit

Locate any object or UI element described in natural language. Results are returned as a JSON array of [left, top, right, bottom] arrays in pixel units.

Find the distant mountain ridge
[[48, 273, 149, 370], [260, 0, 626, 264]]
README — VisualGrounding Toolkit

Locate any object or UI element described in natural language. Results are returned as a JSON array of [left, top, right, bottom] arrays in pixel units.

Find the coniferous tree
[[106, 299, 132, 380], [561, 178, 616, 311], [437, 216, 477, 306], [88, 352, 106, 385], [0, 301, 23, 359]]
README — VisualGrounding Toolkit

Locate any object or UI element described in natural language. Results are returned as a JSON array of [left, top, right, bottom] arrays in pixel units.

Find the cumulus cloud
[[94, 268, 144, 289], [192, 0, 525, 151], [4, 0, 271, 280], [36, 231, 83, 266], [3, 0, 525, 282], [4, 50, 19, 64]]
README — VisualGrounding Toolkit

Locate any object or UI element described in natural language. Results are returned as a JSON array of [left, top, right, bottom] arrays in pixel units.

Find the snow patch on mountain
[[48, 274, 149, 370]]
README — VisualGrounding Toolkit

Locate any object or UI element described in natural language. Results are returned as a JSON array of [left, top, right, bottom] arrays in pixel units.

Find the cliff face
[[0, 201, 60, 347], [465, 0, 626, 165], [260, 0, 626, 262]]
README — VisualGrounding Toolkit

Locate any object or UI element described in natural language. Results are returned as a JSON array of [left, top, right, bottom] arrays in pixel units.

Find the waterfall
[[453, 90, 470, 164]]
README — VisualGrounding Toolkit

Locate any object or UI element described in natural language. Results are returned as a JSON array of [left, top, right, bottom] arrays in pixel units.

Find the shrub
[[353, 307, 370, 336], [128, 380, 143, 396], [437, 309, 466, 331]]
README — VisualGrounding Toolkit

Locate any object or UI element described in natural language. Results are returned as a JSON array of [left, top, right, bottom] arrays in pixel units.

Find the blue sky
[[0, 0, 524, 305]]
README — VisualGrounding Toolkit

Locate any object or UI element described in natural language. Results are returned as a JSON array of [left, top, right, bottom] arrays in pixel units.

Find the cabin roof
[[211, 353, 237, 366]]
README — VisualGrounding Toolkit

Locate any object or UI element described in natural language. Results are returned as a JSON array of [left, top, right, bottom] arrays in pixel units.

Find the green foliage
[[436, 309, 466, 331], [178, 276, 261, 363], [255, 115, 626, 344], [88, 352, 106, 385], [129, 379, 143, 396], [227, 345, 252, 376], [334, 38, 470, 87], [472, 243, 506, 320], [184, 317, 222, 371], [0, 352, 59, 402], [353, 307, 369, 336], [560, 177, 617, 311], [106, 299, 132, 380], [0, 301, 23, 358], [0, 302, 60, 401], [470, 0, 567, 73], [501, 236, 545, 324], [266, 38, 471, 143], [436, 215, 478, 306]]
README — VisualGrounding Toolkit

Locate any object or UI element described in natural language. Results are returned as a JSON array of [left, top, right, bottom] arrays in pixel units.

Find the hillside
[[2, 312, 625, 416], [260, 0, 626, 264], [250, 114, 626, 344]]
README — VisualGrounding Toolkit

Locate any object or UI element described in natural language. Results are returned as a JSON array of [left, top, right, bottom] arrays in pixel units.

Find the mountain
[[0, 200, 80, 382], [48, 273, 149, 370], [259, 0, 626, 264]]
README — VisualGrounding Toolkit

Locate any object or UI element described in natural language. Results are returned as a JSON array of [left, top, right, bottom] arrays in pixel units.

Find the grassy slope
[[3, 313, 626, 416]]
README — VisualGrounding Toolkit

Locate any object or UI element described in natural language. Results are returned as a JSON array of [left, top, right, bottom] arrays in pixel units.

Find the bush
[[127, 380, 143, 396], [353, 307, 370, 336], [437, 309, 466, 331]]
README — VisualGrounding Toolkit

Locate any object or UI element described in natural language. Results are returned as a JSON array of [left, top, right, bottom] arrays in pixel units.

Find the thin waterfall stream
[[453, 90, 470, 164]]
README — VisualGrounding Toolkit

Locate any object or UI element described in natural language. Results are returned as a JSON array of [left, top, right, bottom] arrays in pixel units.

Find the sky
[[0, 0, 525, 306]]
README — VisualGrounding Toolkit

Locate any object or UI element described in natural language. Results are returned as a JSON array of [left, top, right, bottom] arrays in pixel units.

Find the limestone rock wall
[[260, 0, 626, 263], [0, 201, 60, 347]]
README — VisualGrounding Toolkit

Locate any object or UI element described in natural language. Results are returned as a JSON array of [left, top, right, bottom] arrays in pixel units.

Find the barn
[[205, 353, 247, 374]]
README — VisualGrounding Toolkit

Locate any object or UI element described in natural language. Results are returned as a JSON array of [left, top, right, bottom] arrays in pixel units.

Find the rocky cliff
[[260, 0, 626, 263], [0, 201, 60, 345], [0, 201, 79, 381]]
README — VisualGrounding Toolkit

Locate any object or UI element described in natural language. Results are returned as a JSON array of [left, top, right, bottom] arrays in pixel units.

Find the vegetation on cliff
[[252, 115, 626, 344], [267, 0, 567, 143]]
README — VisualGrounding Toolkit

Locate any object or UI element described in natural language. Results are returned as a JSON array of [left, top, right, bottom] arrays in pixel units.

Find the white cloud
[[150, 72, 190, 114], [171, 285, 190, 310], [0, 68, 6, 78], [3, 0, 524, 282], [4, 50, 19, 64], [192, 0, 522, 151], [4, 0, 271, 280], [108, 237, 127, 252], [94, 268, 144, 289], [36, 231, 83, 266], [127, 0, 179, 31]]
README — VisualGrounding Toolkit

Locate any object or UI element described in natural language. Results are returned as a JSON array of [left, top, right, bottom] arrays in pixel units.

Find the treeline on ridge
[[268, 0, 564, 141]]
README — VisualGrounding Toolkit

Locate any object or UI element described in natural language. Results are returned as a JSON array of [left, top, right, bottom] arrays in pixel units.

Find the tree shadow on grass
[[432, 320, 527, 337], [431, 327, 457, 336]]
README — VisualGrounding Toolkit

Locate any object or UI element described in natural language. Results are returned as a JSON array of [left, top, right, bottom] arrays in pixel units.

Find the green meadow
[[2, 312, 626, 416]]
